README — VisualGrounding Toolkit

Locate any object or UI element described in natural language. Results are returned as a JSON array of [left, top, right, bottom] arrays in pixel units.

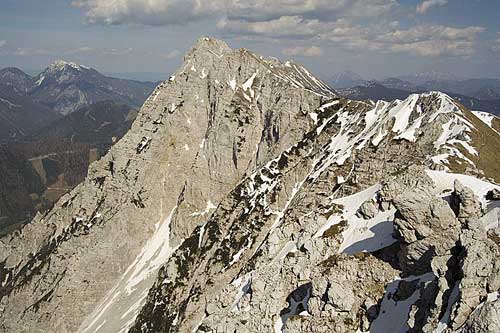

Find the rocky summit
[[1, 37, 499, 333]]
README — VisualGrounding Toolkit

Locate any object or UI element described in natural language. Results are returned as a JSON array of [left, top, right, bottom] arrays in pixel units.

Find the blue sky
[[1, 0, 500, 81]]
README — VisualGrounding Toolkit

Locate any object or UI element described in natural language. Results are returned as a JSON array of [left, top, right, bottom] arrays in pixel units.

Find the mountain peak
[[0, 67, 33, 93], [333, 70, 363, 80], [2, 38, 499, 333], [176, 37, 335, 98], [399, 70, 461, 84], [0, 67, 30, 76], [185, 36, 232, 59], [46, 59, 90, 72], [28, 59, 153, 115], [330, 70, 365, 88]]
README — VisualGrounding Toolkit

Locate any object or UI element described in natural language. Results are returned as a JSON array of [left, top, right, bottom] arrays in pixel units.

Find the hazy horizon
[[2, 0, 500, 81], [8, 55, 500, 84]]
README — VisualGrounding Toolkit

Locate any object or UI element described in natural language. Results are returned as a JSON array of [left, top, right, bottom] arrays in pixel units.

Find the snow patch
[[426, 170, 500, 207], [35, 75, 45, 86], [371, 273, 435, 333], [199, 68, 207, 79], [0, 97, 21, 109], [309, 112, 318, 124], [242, 71, 257, 98], [230, 274, 252, 312], [390, 94, 418, 134], [472, 111, 495, 127], [314, 184, 397, 254], [228, 77, 237, 92], [318, 100, 339, 112], [79, 205, 178, 333], [190, 200, 217, 217]]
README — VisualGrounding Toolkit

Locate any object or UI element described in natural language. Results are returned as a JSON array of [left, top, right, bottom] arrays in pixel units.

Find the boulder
[[356, 200, 378, 219], [453, 180, 482, 220]]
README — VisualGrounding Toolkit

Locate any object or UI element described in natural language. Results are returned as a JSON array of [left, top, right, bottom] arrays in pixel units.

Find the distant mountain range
[[31, 60, 156, 115], [2, 38, 499, 333], [338, 81, 500, 116], [0, 62, 156, 142], [329, 70, 500, 98], [0, 61, 156, 233], [0, 83, 59, 142], [329, 71, 500, 116], [329, 70, 365, 88]]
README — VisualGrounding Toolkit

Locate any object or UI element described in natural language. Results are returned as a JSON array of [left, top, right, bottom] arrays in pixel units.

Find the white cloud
[[227, 0, 398, 23], [221, 14, 483, 58], [416, 0, 447, 14], [102, 47, 133, 55], [282, 46, 323, 57], [161, 49, 181, 59], [73, 0, 397, 26], [71, 0, 486, 60], [0, 40, 6, 48], [218, 16, 328, 38], [72, 0, 224, 25], [64, 46, 96, 55], [13, 48, 51, 56], [375, 25, 483, 56]]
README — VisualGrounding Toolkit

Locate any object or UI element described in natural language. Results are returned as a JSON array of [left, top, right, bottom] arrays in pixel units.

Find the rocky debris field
[[1, 37, 499, 333]]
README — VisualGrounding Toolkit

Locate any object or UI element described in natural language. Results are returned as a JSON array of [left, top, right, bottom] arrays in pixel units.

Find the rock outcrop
[[1, 37, 499, 333]]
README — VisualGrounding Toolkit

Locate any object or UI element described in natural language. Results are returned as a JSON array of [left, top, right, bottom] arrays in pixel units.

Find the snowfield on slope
[[314, 184, 397, 254], [312, 170, 499, 257], [79, 205, 178, 333], [426, 170, 500, 205]]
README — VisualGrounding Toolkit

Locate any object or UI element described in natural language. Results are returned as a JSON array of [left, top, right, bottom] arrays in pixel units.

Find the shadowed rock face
[[0, 101, 138, 236], [0, 67, 33, 94], [0, 83, 60, 143], [1, 37, 500, 333]]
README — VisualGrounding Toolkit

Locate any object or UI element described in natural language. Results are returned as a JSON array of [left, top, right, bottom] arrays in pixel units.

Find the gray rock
[[1, 37, 499, 333], [454, 180, 482, 219], [356, 200, 378, 219], [459, 298, 500, 333], [327, 282, 356, 311]]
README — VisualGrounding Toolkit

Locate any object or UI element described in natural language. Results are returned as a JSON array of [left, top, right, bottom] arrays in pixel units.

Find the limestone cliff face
[[0, 37, 334, 332], [129, 90, 500, 332], [1, 38, 499, 333]]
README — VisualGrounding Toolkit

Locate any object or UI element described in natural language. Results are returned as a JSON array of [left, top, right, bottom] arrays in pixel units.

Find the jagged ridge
[[0, 37, 499, 333]]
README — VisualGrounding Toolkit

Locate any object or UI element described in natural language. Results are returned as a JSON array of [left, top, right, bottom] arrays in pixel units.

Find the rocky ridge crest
[[0, 37, 499, 333]]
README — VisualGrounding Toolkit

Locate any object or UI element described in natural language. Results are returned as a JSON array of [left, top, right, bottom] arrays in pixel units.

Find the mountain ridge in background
[[0, 62, 156, 143], [0, 62, 155, 234], [338, 81, 500, 116], [329, 70, 365, 89], [326, 70, 500, 117], [0, 83, 60, 142]]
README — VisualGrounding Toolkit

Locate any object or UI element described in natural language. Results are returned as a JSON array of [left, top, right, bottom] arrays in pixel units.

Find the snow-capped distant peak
[[34, 60, 92, 87], [47, 59, 90, 72]]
